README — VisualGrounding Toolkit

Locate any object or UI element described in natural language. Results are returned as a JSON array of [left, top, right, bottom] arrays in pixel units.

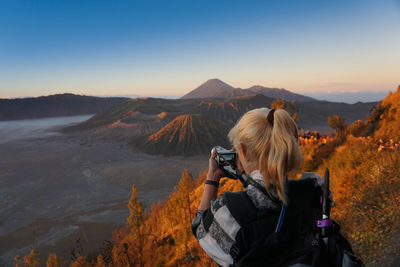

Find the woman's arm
[[198, 148, 224, 211], [192, 148, 240, 267]]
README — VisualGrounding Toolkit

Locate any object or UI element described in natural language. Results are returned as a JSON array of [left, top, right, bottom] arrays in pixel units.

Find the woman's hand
[[198, 148, 224, 211], [207, 148, 225, 181]]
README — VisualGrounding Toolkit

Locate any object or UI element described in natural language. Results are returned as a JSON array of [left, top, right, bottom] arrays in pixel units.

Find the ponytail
[[228, 108, 303, 204], [259, 109, 302, 203]]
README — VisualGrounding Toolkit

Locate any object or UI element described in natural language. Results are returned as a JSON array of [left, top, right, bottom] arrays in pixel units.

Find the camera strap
[[225, 168, 280, 203], [220, 163, 284, 205], [242, 172, 268, 195]]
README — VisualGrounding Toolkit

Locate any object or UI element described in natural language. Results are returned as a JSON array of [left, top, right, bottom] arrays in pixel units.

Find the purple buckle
[[317, 219, 332, 228]]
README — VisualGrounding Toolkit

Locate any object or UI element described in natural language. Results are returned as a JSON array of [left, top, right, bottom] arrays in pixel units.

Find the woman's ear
[[239, 143, 247, 159], [236, 143, 246, 172]]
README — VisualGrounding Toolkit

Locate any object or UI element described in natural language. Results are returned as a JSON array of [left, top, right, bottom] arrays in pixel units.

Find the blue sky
[[0, 0, 399, 98]]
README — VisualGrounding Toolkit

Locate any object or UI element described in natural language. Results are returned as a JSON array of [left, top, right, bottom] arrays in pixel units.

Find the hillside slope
[[134, 114, 230, 156], [373, 86, 400, 141]]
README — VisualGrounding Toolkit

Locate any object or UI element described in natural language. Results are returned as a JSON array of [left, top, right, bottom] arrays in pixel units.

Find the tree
[[112, 243, 131, 267], [126, 184, 145, 266], [95, 254, 106, 267], [271, 99, 286, 110], [127, 185, 144, 230], [14, 254, 22, 267], [97, 240, 114, 266], [328, 115, 347, 135], [175, 170, 196, 256], [46, 253, 66, 267], [161, 169, 196, 260], [70, 256, 89, 267], [271, 99, 299, 123], [346, 120, 365, 137], [292, 112, 299, 123], [20, 250, 40, 267]]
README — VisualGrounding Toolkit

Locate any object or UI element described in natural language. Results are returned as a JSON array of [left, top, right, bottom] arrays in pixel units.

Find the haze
[[0, 115, 92, 144]]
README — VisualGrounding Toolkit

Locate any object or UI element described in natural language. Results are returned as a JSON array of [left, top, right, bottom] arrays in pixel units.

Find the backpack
[[223, 170, 364, 267]]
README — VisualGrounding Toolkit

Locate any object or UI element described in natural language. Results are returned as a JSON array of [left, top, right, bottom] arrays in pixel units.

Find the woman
[[191, 107, 305, 266]]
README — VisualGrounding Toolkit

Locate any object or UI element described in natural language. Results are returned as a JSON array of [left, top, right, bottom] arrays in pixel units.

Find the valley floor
[[0, 131, 208, 266]]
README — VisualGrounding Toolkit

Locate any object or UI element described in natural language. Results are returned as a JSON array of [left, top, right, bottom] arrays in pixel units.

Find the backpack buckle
[[317, 218, 332, 228]]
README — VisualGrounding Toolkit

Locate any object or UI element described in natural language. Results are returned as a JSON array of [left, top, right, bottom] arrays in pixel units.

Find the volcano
[[134, 114, 230, 156]]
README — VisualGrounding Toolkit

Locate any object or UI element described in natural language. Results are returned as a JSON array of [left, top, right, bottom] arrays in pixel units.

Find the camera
[[213, 146, 252, 186], [212, 146, 265, 192], [214, 146, 237, 169]]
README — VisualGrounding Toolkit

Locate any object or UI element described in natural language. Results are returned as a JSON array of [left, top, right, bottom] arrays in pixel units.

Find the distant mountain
[[181, 78, 315, 102], [66, 94, 376, 136], [181, 79, 241, 99], [247, 85, 314, 102], [133, 114, 230, 156], [304, 91, 390, 104], [295, 100, 377, 133], [0, 93, 128, 121], [64, 94, 278, 133]]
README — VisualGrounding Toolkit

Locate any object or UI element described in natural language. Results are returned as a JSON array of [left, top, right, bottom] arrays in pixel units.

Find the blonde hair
[[228, 108, 303, 204]]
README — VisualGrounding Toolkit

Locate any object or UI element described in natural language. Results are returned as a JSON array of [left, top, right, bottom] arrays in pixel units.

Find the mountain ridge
[[0, 93, 128, 121], [64, 94, 376, 140], [181, 78, 315, 102]]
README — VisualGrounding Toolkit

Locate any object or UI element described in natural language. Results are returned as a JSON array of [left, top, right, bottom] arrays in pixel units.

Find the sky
[[0, 0, 399, 99]]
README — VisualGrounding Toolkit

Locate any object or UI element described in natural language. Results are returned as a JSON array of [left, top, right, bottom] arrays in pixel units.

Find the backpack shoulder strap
[[223, 191, 260, 226], [224, 190, 279, 262]]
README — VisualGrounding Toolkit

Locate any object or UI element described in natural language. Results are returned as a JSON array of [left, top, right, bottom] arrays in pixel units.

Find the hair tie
[[268, 109, 276, 127]]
